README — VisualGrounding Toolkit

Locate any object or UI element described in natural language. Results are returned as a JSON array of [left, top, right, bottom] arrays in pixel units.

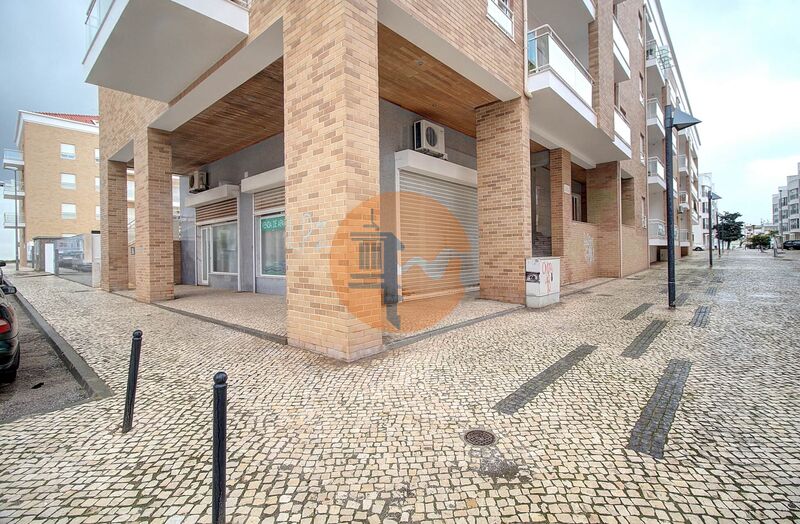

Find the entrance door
[[44, 243, 55, 273], [198, 226, 211, 285]]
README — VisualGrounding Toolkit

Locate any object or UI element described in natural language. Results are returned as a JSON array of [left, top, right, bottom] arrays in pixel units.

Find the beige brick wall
[[133, 128, 174, 302], [589, 0, 616, 138], [283, 0, 383, 361], [476, 97, 531, 303], [20, 122, 100, 264], [100, 160, 129, 291]]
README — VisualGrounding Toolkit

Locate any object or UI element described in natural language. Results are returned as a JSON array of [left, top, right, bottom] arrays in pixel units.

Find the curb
[[10, 283, 114, 400]]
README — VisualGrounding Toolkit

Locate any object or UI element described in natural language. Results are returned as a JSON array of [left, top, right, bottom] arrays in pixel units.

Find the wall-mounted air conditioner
[[189, 171, 208, 193], [413, 120, 446, 158]]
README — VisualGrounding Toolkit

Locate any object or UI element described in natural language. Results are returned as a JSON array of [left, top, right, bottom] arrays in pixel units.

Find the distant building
[[770, 163, 800, 245]]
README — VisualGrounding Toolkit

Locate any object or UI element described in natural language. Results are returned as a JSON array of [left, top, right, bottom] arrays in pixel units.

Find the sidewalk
[[1, 249, 798, 523]]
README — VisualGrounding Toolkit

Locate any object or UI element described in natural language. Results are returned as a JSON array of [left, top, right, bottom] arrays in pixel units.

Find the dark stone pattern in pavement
[[628, 359, 692, 459], [675, 292, 690, 306], [494, 345, 596, 415], [622, 303, 653, 320], [621, 320, 669, 359], [690, 306, 711, 327]]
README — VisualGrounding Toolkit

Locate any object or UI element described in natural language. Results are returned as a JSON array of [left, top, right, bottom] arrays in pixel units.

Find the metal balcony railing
[[648, 219, 666, 240]]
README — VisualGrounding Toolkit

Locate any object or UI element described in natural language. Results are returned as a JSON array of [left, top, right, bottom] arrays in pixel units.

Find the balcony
[[3, 182, 24, 199], [3, 213, 24, 229], [83, 0, 250, 102], [679, 228, 690, 246], [678, 191, 690, 211], [487, 0, 514, 37], [614, 108, 632, 155], [612, 17, 630, 81], [647, 157, 666, 190], [645, 40, 666, 95], [2, 149, 23, 171], [648, 219, 666, 246], [691, 207, 700, 225], [646, 98, 665, 139], [527, 25, 631, 166], [678, 155, 689, 174]]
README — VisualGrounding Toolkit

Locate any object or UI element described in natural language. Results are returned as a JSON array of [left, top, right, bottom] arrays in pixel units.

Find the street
[[0, 248, 798, 523]]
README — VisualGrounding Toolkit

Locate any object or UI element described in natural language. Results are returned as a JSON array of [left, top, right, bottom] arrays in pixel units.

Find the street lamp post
[[13, 169, 19, 271], [708, 191, 721, 267], [664, 105, 701, 308], [778, 188, 784, 250]]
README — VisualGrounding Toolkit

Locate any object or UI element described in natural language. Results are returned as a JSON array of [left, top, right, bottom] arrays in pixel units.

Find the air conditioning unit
[[413, 120, 446, 158], [188, 171, 208, 193]]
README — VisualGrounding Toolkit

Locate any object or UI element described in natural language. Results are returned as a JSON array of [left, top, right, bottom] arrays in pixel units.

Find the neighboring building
[[2, 111, 106, 266], [696, 172, 718, 250], [644, 0, 701, 263], [84, 0, 697, 360], [770, 163, 800, 245]]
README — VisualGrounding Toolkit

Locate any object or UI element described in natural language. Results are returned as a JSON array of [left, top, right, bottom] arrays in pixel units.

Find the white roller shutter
[[398, 170, 478, 298]]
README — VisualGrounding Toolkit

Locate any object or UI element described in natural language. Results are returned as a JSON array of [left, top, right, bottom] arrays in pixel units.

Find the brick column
[[101, 159, 129, 291], [587, 162, 621, 277], [476, 97, 532, 304], [549, 148, 573, 281], [133, 128, 174, 303], [589, 0, 615, 137], [283, 0, 382, 360]]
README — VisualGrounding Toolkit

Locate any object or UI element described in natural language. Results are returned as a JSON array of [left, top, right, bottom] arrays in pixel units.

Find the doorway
[[197, 225, 211, 285]]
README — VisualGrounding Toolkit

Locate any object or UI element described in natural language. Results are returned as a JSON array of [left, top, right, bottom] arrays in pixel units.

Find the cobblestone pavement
[[1, 248, 799, 523]]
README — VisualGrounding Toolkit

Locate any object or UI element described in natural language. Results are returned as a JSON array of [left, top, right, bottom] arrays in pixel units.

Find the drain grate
[[464, 429, 496, 447]]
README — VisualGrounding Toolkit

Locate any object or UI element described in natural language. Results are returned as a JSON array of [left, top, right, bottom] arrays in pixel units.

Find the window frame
[[209, 221, 238, 275], [61, 203, 77, 220], [256, 210, 287, 278], [60, 173, 77, 190], [60, 143, 76, 160]]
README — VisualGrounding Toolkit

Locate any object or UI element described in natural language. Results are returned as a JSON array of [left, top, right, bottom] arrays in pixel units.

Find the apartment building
[[696, 172, 718, 249], [770, 163, 800, 244], [84, 0, 695, 360], [2, 111, 109, 266], [643, 0, 701, 263]]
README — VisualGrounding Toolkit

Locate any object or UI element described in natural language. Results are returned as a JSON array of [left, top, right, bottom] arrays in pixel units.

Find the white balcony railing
[[679, 191, 689, 206], [614, 109, 631, 146], [648, 219, 666, 240], [3, 213, 24, 227], [528, 25, 593, 106], [646, 40, 658, 61], [678, 155, 688, 173], [679, 229, 690, 242], [612, 16, 630, 72], [647, 157, 665, 181], [646, 98, 664, 124], [3, 182, 24, 197], [3, 148, 23, 164]]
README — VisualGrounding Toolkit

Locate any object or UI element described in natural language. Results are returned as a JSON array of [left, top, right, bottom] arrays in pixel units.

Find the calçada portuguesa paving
[[1, 248, 799, 523]]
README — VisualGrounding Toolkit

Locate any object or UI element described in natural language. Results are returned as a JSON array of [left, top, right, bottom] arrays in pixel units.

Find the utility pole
[[14, 169, 19, 271]]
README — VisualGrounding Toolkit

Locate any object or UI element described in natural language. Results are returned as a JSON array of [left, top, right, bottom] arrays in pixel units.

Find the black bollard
[[212, 371, 227, 524], [121, 330, 143, 433]]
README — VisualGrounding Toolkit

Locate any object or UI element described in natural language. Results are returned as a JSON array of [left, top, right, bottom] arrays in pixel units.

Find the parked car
[[693, 246, 704, 251], [0, 262, 19, 382], [783, 240, 800, 250]]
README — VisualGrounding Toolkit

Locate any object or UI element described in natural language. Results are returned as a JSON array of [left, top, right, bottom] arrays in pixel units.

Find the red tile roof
[[34, 112, 99, 125]]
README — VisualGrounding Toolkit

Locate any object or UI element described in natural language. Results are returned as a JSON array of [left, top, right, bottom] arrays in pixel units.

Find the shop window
[[571, 180, 587, 223], [212, 222, 237, 274], [259, 214, 286, 276]]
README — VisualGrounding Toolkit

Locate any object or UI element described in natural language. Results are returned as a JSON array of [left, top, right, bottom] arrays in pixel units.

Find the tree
[[749, 233, 771, 250], [713, 212, 744, 250]]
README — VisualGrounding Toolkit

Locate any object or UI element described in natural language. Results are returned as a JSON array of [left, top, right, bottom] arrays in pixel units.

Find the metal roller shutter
[[398, 170, 478, 298], [196, 198, 237, 224], [253, 186, 285, 212]]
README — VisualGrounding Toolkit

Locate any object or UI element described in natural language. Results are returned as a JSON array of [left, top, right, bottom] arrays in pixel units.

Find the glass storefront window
[[260, 214, 286, 276], [212, 222, 237, 273]]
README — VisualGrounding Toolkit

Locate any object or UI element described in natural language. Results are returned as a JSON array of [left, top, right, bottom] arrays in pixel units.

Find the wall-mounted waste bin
[[525, 257, 560, 308]]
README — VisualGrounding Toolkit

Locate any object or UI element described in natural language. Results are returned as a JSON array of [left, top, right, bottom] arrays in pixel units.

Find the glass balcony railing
[[679, 229, 690, 242], [3, 213, 24, 226], [678, 155, 688, 172], [679, 191, 689, 206], [3, 149, 23, 164], [528, 25, 593, 106], [646, 40, 658, 61], [648, 219, 666, 240], [647, 157, 665, 181], [3, 182, 24, 196]]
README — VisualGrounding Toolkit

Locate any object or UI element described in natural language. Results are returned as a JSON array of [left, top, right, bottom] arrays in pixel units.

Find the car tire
[[0, 351, 20, 383]]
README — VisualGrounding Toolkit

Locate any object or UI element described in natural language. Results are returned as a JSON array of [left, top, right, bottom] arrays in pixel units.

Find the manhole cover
[[463, 429, 496, 447]]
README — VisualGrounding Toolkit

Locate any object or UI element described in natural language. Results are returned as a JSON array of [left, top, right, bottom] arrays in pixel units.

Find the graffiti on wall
[[583, 233, 595, 265]]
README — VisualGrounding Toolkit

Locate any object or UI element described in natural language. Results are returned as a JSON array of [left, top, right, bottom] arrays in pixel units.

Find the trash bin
[[525, 257, 560, 308]]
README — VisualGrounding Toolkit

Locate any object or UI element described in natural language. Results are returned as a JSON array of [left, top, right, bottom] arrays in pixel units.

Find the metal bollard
[[212, 371, 228, 524], [121, 330, 143, 433]]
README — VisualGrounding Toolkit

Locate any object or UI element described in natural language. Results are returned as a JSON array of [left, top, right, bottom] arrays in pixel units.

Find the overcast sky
[[0, 0, 97, 259], [0, 1, 796, 259], [662, 0, 800, 224]]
